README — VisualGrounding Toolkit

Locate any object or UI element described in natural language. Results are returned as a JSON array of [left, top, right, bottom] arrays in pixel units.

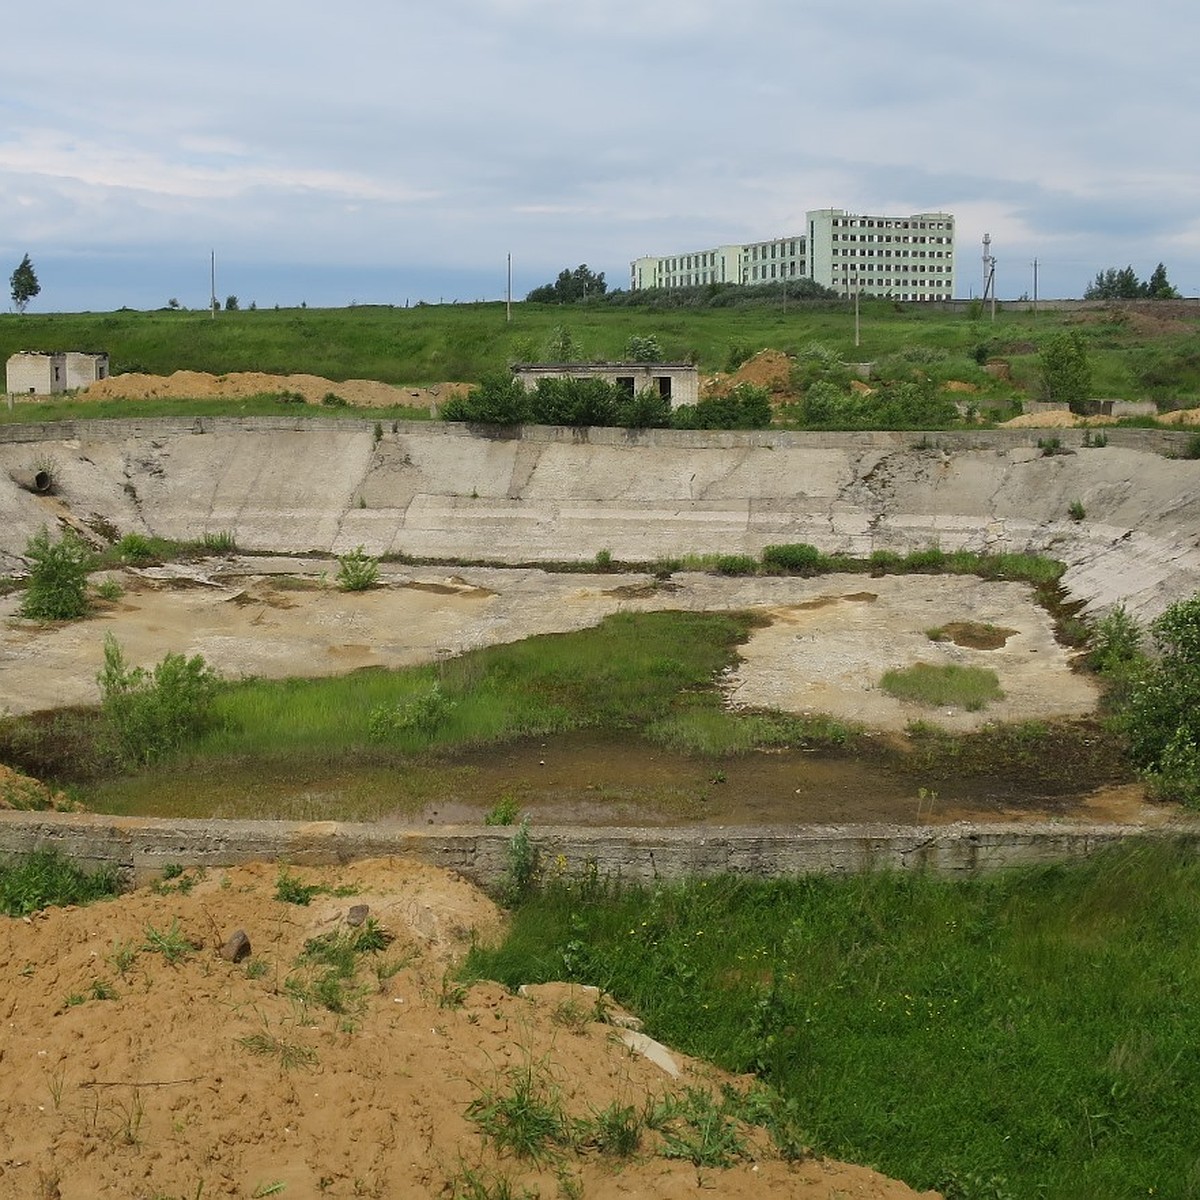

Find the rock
[[346, 904, 370, 927], [220, 930, 251, 963]]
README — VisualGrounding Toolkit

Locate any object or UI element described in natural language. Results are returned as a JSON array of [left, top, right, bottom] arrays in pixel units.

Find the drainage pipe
[[9, 469, 52, 494]]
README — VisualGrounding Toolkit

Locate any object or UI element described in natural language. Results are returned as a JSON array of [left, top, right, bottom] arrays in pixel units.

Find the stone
[[220, 930, 251, 963]]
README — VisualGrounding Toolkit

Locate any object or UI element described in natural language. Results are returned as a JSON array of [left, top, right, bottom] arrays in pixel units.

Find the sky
[[3, 0, 1198, 312]]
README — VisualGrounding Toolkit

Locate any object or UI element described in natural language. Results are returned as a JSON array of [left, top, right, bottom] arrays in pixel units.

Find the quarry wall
[[2, 418, 1198, 620]]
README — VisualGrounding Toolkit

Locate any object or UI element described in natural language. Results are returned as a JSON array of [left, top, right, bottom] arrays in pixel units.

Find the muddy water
[[411, 730, 1137, 828], [87, 726, 1137, 827]]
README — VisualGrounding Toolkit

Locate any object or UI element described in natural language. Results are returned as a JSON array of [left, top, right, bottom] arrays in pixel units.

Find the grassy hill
[[3, 297, 1199, 411]]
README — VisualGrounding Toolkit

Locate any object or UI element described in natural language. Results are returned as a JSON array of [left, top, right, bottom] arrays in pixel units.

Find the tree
[[224, 294, 240, 311], [1146, 262, 1180, 299], [1038, 331, 1092, 409], [1084, 262, 1179, 300], [9, 254, 40, 314], [526, 264, 607, 304]]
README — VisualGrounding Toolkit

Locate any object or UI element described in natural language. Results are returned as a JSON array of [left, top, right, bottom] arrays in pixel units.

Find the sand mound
[[1001, 411, 1117, 428], [79, 371, 472, 411], [0, 859, 936, 1199], [0, 763, 77, 811], [702, 349, 794, 397]]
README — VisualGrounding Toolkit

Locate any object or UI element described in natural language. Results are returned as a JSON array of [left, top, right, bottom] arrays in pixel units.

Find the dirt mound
[[1000, 411, 1117, 428], [79, 371, 472, 411], [0, 859, 936, 1199], [1156, 407, 1200, 425], [702, 349, 794, 398], [0, 763, 77, 811]]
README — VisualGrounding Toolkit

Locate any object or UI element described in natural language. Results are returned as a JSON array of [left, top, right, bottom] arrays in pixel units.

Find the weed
[[466, 1056, 577, 1162], [449, 1167, 537, 1200], [591, 1100, 643, 1156], [594, 547, 613, 570], [109, 938, 139, 977], [484, 794, 521, 826], [500, 818, 540, 906], [142, 919, 193, 966], [336, 546, 379, 591], [368, 683, 456, 740], [438, 975, 468, 1009], [94, 576, 124, 601], [115, 531, 156, 563], [712, 553, 759, 576], [656, 1087, 748, 1168], [275, 869, 322, 906], [238, 1029, 318, 1071], [90, 978, 118, 1001], [761, 542, 827, 573], [322, 392, 348, 407], [0, 850, 121, 917], [373, 421, 383, 443], [199, 529, 237, 553], [1068, 498, 1086, 521]]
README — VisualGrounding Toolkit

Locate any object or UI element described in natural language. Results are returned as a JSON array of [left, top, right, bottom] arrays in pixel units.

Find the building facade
[[5, 351, 109, 395], [630, 209, 955, 301], [512, 363, 699, 410]]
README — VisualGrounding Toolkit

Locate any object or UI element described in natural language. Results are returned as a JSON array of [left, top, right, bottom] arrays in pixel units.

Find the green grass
[[0, 850, 121, 915], [880, 663, 1004, 710], [465, 839, 1200, 1198], [4, 298, 1200, 408]]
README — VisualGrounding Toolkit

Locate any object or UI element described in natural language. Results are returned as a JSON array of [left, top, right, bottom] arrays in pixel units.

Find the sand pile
[[0, 858, 936, 1199], [78, 371, 472, 410]]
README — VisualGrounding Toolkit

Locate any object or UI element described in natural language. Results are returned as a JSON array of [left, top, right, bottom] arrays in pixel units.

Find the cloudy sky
[[3, 0, 1198, 311]]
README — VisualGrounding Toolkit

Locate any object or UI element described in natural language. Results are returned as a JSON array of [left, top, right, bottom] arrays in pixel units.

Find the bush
[[336, 546, 379, 591], [441, 373, 531, 424], [20, 527, 93, 620], [98, 635, 218, 767], [1117, 593, 1200, 805]]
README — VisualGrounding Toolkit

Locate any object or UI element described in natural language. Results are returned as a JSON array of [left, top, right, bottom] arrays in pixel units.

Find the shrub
[[623, 334, 662, 363], [441, 373, 531, 424], [1117, 592, 1200, 805], [336, 546, 379, 591], [1068, 499, 1086, 522], [1038, 331, 1092, 409], [98, 635, 218, 767], [20, 527, 93, 621]]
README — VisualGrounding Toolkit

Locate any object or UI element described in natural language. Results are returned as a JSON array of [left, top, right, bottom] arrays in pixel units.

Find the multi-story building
[[630, 209, 955, 301], [806, 209, 955, 300]]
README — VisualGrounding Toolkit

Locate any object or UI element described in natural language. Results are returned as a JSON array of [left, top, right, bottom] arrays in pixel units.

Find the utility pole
[[506, 253, 512, 323], [210, 250, 216, 320], [982, 234, 997, 321], [1032, 258, 1039, 316]]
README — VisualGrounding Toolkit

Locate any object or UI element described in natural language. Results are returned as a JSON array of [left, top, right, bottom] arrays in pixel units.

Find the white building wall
[[63, 352, 109, 389], [806, 208, 955, 300], [5, 353, 65, 395]]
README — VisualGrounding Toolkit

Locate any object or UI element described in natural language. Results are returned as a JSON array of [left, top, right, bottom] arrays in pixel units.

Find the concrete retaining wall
[[2, 418, 1199, 620], [2, 811, 1197, 890]]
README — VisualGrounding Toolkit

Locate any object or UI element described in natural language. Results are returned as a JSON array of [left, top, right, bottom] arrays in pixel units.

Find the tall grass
[[466, 839, 1200, 1198], [0, 850, 122, 915]]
